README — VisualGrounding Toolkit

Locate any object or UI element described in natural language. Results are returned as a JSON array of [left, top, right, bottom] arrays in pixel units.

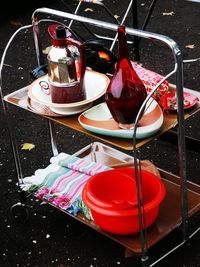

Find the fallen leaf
[[84, 8, 94, 12], [42, 46, 52, 54], [10, 20, 23, 26], [21, 143, 35, 151], [40, 202, 48, 205], [162, 11, 175, 16], [185, 44, 195, 49], [3, 63, 12, 67], [114, 14, 120, 20]]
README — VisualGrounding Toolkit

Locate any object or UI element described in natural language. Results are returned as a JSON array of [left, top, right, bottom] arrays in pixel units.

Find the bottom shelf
[[29, 142, 200, 256], [73, 142, 200, 255], [73, 169, 200, 255]]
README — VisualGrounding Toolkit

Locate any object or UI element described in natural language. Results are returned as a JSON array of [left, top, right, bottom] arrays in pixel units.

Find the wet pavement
[[0, 1, 200, 266]]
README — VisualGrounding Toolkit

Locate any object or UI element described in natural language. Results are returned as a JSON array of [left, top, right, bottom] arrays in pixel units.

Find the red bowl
[[82, 168, 166, 235], [85, 169, 138, 210]]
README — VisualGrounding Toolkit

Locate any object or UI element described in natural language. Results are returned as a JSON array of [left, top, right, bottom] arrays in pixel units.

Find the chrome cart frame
[[1, 7, 200, 267]]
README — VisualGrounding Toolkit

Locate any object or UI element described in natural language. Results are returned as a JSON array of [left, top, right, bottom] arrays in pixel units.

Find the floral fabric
[[21, 153, 111, 219]]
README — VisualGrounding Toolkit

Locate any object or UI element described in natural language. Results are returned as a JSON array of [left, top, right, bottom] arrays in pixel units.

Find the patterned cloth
[[21, 153, 111, 219], [132, 62, 173, 111]]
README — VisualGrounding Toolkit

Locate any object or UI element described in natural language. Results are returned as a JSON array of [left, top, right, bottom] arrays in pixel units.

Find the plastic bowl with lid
[[82, 168, 166, 235]]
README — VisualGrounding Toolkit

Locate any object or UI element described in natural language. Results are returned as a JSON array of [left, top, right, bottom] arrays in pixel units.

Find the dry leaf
[[42, 46, 52, 54], [21, 143, 35, 151], [84, 8, 94, 12], [162, 11, 175, 16], [3, 63, 12, 67], [40, 202, 48, 205], [114, 14, 120, 20], [185, 44, 195, 49], [10, 20, 23, 26]]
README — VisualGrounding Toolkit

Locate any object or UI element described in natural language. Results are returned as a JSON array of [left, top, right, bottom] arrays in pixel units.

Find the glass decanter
[[105, 25, 147, 129]]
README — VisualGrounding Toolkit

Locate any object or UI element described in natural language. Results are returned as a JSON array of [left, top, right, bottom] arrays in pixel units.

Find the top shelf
[[4, 83, 200, 151]]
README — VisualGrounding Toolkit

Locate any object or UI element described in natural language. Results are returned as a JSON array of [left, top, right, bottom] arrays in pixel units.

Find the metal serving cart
[[1, 6, 200, 267]]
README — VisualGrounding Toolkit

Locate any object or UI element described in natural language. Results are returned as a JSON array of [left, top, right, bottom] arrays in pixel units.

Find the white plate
[[50, 102, 93, 115], [28, 70, 110, 108], [78, 99, 164, 139]]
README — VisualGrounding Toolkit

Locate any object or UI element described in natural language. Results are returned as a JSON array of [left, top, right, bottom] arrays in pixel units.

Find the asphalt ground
[[0, 0, 200, 266]]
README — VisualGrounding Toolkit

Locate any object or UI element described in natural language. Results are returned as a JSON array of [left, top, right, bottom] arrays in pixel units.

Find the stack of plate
[[27, 69, 110, 117]]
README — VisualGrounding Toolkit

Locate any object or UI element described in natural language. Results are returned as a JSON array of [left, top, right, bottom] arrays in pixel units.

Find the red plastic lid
[[84, 169, 140, 211], [82, 167, 166, 216]]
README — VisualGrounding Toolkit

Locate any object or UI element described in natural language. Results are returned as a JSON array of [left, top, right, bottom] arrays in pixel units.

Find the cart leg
[[141, 255, 150, 267], [10, 190, 29, 222], [125, 248, 150, 266], [48, 120, 59, 156]]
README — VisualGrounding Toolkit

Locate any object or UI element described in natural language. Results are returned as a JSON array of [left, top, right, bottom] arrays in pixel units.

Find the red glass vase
[[105, 25, 147, 129]]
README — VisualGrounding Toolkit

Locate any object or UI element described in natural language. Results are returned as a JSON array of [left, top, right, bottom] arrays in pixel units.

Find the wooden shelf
[[4, 84, 200, 150]]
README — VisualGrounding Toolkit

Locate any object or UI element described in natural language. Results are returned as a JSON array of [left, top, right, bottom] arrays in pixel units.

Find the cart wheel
[[10, 202, 29, 223]]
